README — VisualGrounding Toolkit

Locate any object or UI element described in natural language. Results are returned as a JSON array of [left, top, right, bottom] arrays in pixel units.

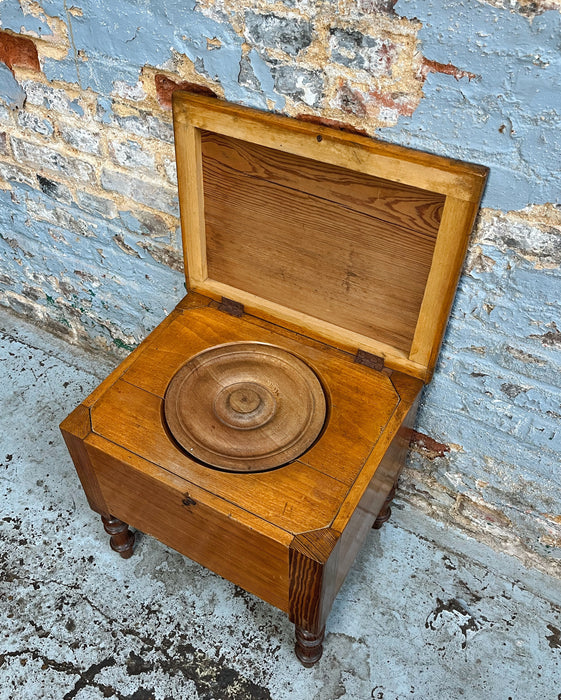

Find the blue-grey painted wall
[[0, 0, 559, 574]]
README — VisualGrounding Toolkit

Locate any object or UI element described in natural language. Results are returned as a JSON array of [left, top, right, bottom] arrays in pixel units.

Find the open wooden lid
[[172, 92, 487, 382]]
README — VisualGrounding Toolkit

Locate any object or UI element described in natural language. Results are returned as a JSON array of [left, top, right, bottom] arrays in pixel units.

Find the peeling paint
[[154, 73, 218, 109], [407, 429, 452, 461], [0, 29, 40, 71], [386, 0, 561, 210], [530, 325, 561, 348], [480, 0, 561, 16], [476, 206, 561, 269], [418, 57, 477, 81], [0, 1, 559, 580]]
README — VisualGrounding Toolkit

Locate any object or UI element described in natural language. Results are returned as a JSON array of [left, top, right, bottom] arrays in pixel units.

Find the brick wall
[[0, 0, 559, 577]]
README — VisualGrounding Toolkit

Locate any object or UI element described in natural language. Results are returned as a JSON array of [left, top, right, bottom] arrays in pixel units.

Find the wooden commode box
[[60, 93, 487, 666]]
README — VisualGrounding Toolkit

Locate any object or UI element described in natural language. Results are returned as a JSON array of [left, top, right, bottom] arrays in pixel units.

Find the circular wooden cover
[[164, 342, 327, 472]]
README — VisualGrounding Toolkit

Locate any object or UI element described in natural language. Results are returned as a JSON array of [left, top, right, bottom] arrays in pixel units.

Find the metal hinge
[[218, 297, 244, 317], [354, 349, 385, 372]]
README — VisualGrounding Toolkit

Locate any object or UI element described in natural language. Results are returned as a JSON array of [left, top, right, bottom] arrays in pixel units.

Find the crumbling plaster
[[0, 0, 559, 577]]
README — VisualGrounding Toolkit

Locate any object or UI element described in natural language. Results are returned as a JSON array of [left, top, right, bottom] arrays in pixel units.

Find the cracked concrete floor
[[1, 307, 560, 700]]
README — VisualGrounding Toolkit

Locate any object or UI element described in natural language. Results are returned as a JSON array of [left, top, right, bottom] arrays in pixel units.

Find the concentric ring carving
[[164, 342, 327, 472]]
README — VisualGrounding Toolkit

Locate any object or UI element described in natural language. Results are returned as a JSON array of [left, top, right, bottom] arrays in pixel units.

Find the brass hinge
[[218, 297, 244, 317], [354, 349, 385, 372]]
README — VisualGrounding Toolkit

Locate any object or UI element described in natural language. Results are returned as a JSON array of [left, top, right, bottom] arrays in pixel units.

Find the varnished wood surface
[[332, 370, 423, 532], [409, 196, 481, 378], [174, 123, 207, 285], [101, 515, 135, 559], [203, 153, 436, 354], [289, 528, 341, 634], [60, 404, 109, 517], [120, 306, 400, 487], [334, 398, 420, 596], [372, 481, 398, 529], [164, 341, 327, 471], [201, 131, 444, 238], [91, 377, 347, 535], [86, 435, 291, 611], [192, 281, 428, 378], [173, 92, 488, 380], [295, 626, 326, 667], [60, 90, 489, 663], [61, 299, 422, 658], [80, 309, 182, 409]]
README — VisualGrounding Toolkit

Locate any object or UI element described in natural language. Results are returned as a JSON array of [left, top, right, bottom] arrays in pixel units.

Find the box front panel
[[85, 439, 291, 612]]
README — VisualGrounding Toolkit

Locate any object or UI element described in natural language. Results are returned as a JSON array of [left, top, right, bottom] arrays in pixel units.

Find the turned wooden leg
[[101, 515, 135, 559], [372, 483, 397, 530], [295, 625, 325, 667]]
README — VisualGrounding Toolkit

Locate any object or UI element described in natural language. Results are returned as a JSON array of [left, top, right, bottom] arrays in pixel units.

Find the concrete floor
[[1, 308, 560, 700]]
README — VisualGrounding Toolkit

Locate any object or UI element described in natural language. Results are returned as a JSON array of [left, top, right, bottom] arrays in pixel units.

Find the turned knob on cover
[[164, 342, 327, 472]]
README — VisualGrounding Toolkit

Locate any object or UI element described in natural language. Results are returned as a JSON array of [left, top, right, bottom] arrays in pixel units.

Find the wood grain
[[163, 341, 327, 471], [101, 515, 135, 558], [203, 163, 436, 353], [173, 291, 212, 311], [80, 308, 183, 409], [409, 196, 481, 378], [90, 379, 350, 535], [289, 528, 341, 633], [59, 92, 489, 666], [173, 92, 489, 201], [331, 371, 423, 534], [333, 398, 419, 595], [172, 93, 488, 379], [86, 435, 291, 611], [190, 280, 428, 377], [59, 403, 109, 517], [201, 131, 444, 237], [174, 121, 206, 285], [120, 306, 400, 486]]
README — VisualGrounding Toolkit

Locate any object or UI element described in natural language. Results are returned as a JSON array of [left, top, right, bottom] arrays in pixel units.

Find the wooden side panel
[[203, 154, 437, 354], [202, 132, 445, 237], [331, 371, 422, 531], [174, 120, 207, 285], [334, 397, 419, 594], [59, 404, 109, 517], [86, 436, 291, 612]]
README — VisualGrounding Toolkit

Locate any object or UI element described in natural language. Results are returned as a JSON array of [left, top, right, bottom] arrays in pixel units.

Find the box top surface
[[172, 92, 488, 381], [87, 304, 408, 535]]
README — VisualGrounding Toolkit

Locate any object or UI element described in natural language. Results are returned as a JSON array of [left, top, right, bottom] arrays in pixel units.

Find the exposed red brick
[[378, 41, 397, 75], [336, 82, 368, 118], [405, 429, 451, 460], [296, 113, 368, 136], [419, 57, 477, 82], [155, 74, 217, 110], [0, 31, 40, 72], [368, 88, 416, 116]]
